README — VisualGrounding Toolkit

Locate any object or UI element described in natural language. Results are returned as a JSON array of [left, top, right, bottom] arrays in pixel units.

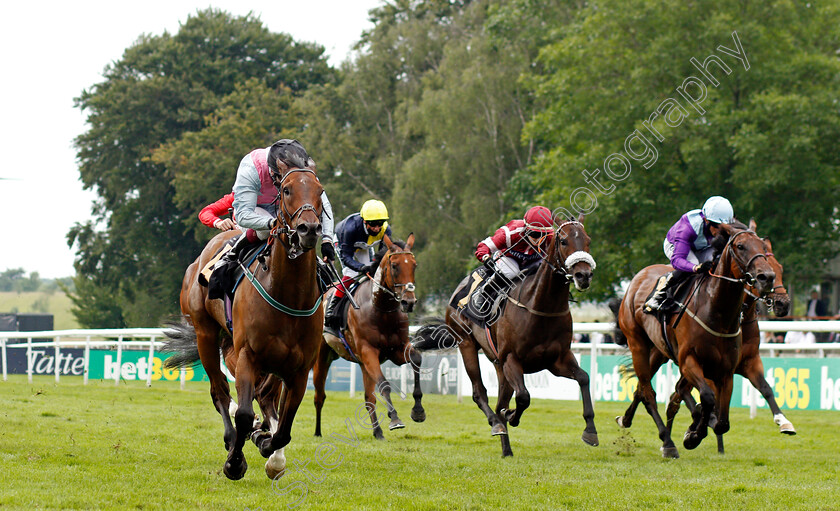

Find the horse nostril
[[297, 224, 309, 236], [315, 224, 322, 237]]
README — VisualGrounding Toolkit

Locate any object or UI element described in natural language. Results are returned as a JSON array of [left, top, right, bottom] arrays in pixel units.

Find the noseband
[[709, 230, 767, 287], [529, 221, 597, 282], [370, 250, 416, 310], [269, 168, 321, 259]]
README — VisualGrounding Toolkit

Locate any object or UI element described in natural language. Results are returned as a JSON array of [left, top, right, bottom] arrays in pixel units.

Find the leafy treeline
[[70, 1, 840, 327]]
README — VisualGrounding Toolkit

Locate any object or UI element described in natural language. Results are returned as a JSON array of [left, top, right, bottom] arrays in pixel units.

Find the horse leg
[[494, 371, 514, 457], [407, 346, 426, 423], [551, 351, 598, 447], [617, 350, 666, 429], [313, 341, 336, 437], [628, 341, 678, 458], [360, 368, 385, 440], [741, 358, 795, 434], [666, 376, 694, 435], [713, 375, 734, 455], [194, 324, 236, 452], [251, 376, 283, 450], [224, 350, 258, 480], [459, 338, 506, 436], [358, 346, 404, 432], [679, 356, 714, 450], [500, 356, 530, 428], [263, 370, 309, 480]]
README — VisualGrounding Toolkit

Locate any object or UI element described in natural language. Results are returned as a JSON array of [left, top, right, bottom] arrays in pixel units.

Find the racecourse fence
[[2, 322, 840, 413]]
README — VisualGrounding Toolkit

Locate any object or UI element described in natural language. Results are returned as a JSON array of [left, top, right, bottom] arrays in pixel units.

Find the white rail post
[[456, 350, 463, 404], [1, 338, 7, 381], [54, 336, 62, 383], [400, 364, 408, 398], [114, 335, 124, 386], [749, 383, 758, 419], [146, 336, 156, 387], [27, 337, 33, 384], [83, 336, 91, 385], [589, 335, 598, 410], [180, 366, 186, 390], [349, 363, 356, 398]]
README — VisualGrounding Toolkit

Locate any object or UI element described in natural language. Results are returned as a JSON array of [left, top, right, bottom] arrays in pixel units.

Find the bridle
[[370, 249, 416, 312], [707, 230, 767, 288], [267, 168, 322, 260], [524, 221, 597, 282]]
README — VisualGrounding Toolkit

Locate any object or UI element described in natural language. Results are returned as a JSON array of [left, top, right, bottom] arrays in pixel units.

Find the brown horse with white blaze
[[313, 234, 425, 440], [163, 159, 325, 480], [617, 224, 775, 458], [413, 214, 598, 457]]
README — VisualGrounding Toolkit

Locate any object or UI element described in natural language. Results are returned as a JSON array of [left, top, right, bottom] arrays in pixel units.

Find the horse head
[[271, 159, 324, 258], [743, 218, 790, 317], [551, 212, 596, 291], [716, 223, 776, 295], [380, 233, 418, 313]]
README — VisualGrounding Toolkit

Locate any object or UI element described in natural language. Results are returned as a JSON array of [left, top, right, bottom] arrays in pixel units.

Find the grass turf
[[0, 375, 837, 510]]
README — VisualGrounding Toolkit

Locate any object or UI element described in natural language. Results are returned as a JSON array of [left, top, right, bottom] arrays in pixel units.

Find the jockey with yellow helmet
[[324, 199, 392, 331]]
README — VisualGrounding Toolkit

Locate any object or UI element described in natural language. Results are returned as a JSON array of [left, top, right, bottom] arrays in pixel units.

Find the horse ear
[[406, 232, 415, 250], [383, 234, 394, 251], [577, 213, 585, 224], [748, 218, 757, 231]]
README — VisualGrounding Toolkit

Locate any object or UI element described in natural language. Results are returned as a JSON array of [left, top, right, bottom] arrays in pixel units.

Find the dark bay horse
[[662, 221, 794, 453], [413, 214, 598, 457], [616, 224, 775, 458], [313, 234, 425, 440], [163, 160, 325, 480]]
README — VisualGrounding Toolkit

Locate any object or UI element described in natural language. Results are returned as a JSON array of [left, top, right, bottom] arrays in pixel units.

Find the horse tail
[[161, 318, 202, 369], [607, 297, 627, 346], [411, 316, 461, 352]]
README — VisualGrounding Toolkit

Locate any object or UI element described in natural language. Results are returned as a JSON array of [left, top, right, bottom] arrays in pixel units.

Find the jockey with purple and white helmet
[[645, 196, 734, 313]]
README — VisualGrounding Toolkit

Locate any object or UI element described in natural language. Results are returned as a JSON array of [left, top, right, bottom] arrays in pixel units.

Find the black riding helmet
[[267, 139, 312, 176]]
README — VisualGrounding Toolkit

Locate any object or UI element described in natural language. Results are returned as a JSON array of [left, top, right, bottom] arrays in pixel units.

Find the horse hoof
[[251, 430, 270, 445], [660, 446, 680, 459], [683, 432, 702, 450], [223, 456, 248, 480], [265, 448, 286, 480], [389, 420, 405, 431], [411, 409, 426, 423], [491, 424, 507, 436], [374, 429, 385, 440], [581, 432, 599, 447], [780, 423, 796, 435], [615, 416, 627, 428]]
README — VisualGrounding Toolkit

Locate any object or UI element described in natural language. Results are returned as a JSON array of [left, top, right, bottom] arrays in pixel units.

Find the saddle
[[448, 266, 508, 328], [200, 235, 268, 300], [323, 277, 368, 362], [644, 272, 700, 323]]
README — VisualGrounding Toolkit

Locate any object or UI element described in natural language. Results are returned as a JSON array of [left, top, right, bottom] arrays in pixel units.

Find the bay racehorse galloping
[[313, 234, 425, 440], [616, 223, 775, 458], [615, 221, 795, 453], [413, 214, 598, 457], [163, 159, 325, 480], [662, 219, 794, 453]]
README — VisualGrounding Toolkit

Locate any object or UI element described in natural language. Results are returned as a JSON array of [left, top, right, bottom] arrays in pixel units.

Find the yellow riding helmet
[[360, 199, 389, 221]]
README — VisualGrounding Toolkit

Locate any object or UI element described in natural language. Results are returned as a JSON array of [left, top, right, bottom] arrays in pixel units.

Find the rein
[[239, 262, 323, 317]]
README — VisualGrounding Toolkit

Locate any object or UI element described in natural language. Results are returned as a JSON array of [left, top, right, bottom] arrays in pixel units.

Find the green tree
[[518, 0, 840, 297], [69, 9, 335, 326]]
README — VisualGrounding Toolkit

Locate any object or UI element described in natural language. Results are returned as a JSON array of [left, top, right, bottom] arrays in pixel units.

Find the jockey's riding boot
[[472, 271, 506, 313], [644, 270, 685, 314], [213, 233, 251, 271], [323, 293, 342, 337]]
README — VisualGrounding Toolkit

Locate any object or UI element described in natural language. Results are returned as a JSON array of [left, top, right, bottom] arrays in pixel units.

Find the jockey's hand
[[695, 261, 714, 274], [321, 241, 336, 262], [358, 264, 373, 275], [481, 254, 491, 263], [214, 218, 235, 231]]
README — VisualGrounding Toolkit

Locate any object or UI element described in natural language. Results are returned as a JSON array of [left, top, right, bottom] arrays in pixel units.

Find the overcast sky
[[0, 0, 381, 279]]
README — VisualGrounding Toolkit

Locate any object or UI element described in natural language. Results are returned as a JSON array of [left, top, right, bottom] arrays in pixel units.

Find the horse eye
[[283, 187, 290, 196], [560, 239, 568, 246], [737, 244, 744, 250]]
